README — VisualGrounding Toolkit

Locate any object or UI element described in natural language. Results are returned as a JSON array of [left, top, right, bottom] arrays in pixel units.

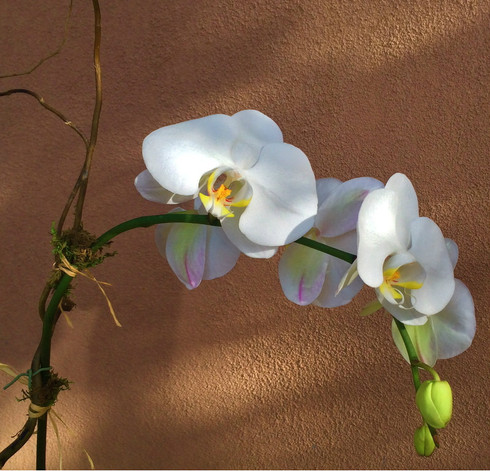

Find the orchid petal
[[203, 227, 241, 280], [385, 173, 419, 229], [134, 170, 194, 204], [142, 111, 284, 196], [232, 110, 283, 145], [357, 173, 419, 287], [221, 210, 277, 258], [316, 177, 383, 238], [357, 188, 409, 287], [279, 241, 329, 305], [313, 230, 363, 308], [143, 114, 232, 196], [391, 280, 475, 365], [315, 256, 364, 308], [361, 299, 383, 317], [430, 279, 475, 360], [445, 238, 459, 269], [336, 259, 359, 294], [154, 208, 188, 255], [240, 143, 317, 246], [163, 222, 207, 289], [409, 217, 455, 315], [315, 178, 342, 206]]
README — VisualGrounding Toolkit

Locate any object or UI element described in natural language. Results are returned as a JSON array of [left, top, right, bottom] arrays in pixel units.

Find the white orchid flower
[[135, 110, 318, 258], [357, 173, 455, 325], [279, 177, 383, 307], [391, 239, 476, 365]]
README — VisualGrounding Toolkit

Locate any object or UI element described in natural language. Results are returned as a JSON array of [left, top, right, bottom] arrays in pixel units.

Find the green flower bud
[[415, 380, 453, 428], [414, 423, 436, 456]]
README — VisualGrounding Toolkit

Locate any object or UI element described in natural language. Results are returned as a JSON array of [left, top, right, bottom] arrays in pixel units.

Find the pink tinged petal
[[391, 319, 437, 366], [221, 212, 277, 258], [164, 222, 207, 289], [408, 217, 455, 315], [142, 114, 238, 196], [315, 256, 364, 308], [429, 280, 476, 360], [445, 238, 459, 269], [357, 188, 410, 287], [154, 223, 172, 256], [315, 178, 342, 206], [154, 207, 191, 255], [240, 143, 317, 246], [134, 170, 194, 204], [202, 226, 241, 280], [316, 177, 384, 238], [279, 243, 329, 306]]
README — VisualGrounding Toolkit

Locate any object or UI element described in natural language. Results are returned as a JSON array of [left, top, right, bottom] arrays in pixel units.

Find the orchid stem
[[413, 362, 440, 381], [92, 213, 356, 263], [393, 318, 421, 390]]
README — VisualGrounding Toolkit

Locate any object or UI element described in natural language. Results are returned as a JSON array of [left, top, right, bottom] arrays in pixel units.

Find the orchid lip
[[199, 168, 252, 220], [379, 260, 425, 309]]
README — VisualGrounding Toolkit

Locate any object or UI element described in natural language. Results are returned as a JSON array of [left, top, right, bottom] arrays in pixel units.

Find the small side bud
[[415, 380, 453, 428], [414, 423, 436, 456]]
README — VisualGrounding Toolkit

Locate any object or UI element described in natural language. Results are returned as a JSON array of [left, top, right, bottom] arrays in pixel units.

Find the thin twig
[[0, 0, 73, 79], [57, 171, 83, 234], [0, 89, 88, 148], [72, 0, 102, 232]]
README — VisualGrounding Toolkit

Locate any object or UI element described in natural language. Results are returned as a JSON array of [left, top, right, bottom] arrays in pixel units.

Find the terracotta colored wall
[[1, 1, 489, 469]]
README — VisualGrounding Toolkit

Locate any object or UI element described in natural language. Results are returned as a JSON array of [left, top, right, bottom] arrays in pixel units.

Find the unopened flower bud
[[415, 380, 452, 428], [414, 423, 436, 456]]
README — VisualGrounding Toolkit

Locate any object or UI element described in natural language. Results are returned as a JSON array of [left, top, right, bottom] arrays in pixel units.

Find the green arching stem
[[93, 213, 357, 263], [93, 213, 218, 249], [393, 318, 421, 390], [413, 362, 440, 382], [295, 235, 356, 264], [39, 274, 73, 371], [35, 274, 73, 470]]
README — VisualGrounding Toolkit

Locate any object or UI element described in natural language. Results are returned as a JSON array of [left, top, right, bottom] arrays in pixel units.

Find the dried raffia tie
[[58, 253, 122, 327], [1, 363, 95, 470]]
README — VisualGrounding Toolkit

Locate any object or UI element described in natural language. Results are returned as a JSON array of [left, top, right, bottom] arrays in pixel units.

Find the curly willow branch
[[0, 88, 88, 147], [0, 0, 73, 79]]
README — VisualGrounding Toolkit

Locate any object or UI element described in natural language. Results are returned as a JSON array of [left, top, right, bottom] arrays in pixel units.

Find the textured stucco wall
[[1, 1, 489, 469]]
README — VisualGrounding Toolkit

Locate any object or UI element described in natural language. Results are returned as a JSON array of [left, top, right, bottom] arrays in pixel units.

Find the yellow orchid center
[[379, 266, 423, 304], [214, 184, 232, 202], [199, 170, 251, 219]]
